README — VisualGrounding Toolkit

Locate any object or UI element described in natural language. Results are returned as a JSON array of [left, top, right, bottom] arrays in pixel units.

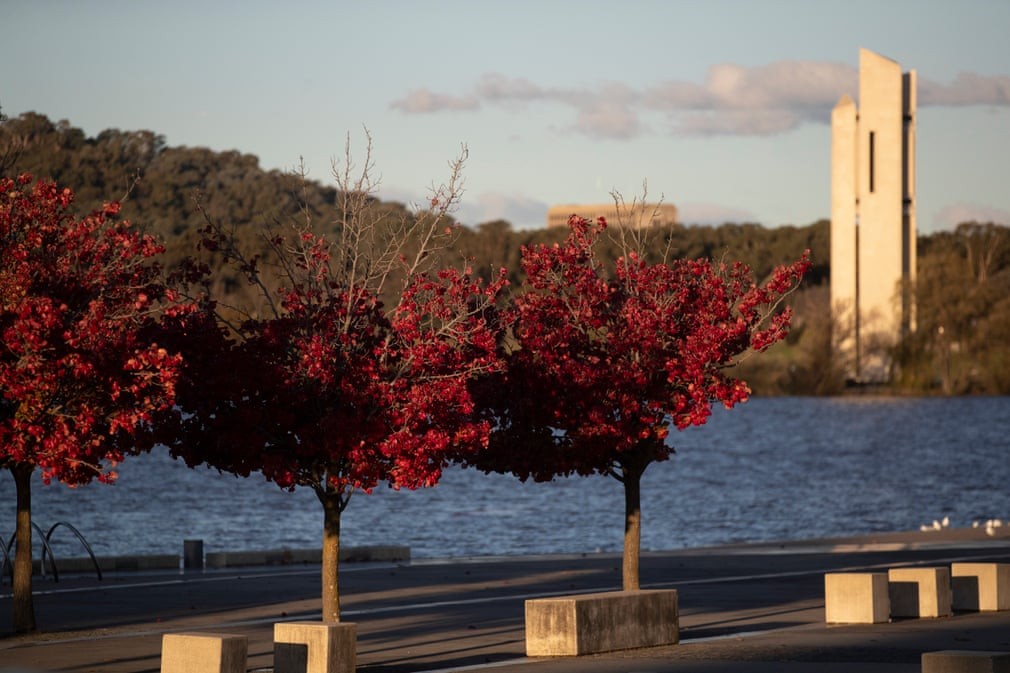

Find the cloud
[[571, 99, 644, 140], [670, 109, 803, 137], [377, 185, 549, 229], [457, 191, 550, 229], [712, 61, 858, 110], [391, 60, 1010, 140], [475, 73, 549, 102], [643, 61, 857, 135], [932, 202, 1010, 231], [919, 72, 1010, 106], [389, 88, 479, 113]]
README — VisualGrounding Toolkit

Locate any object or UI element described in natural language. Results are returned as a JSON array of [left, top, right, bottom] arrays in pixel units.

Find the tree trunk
[[622, 461, 644, 592], [12, 463, 37, 634], [319, 489, 342, 623]]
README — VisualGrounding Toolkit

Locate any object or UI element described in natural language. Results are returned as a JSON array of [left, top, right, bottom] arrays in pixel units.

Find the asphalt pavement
[[3, 528, 1010, 672]]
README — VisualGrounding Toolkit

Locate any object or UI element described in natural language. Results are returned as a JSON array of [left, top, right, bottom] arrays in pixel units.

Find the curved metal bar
[[3, 520, 102, 583], [0, 534, 11, 584], [6, 525, 58, 581], [32, 521, 58, 582], [45, 521, 103, 581]]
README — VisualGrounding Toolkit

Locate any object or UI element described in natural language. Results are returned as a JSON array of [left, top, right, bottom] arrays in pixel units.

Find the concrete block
[[922, 650, 1010, 673], [888, 567, 952, 618], [184, 539, 204, 570], [339, 545, 410, 563], [952, 563, 1010, 612], [160, 633, 247, 673], [824, 573, 890, 624], [524, 590, 678, 656], [274, 621, 356, 673]]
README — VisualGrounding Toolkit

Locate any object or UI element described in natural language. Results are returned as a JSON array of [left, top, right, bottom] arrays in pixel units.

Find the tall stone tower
[[831, 48, 916, 382]]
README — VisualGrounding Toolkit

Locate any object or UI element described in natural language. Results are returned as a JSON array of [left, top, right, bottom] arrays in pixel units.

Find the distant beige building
[[546, 202, 679, 229], [831, 48, 917, 383]]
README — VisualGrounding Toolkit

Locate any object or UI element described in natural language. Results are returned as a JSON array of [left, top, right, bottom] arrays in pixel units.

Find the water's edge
[[3, 397, 1009, 560]]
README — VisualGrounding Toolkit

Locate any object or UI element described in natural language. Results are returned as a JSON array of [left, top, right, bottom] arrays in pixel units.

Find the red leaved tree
[[166, 140, 506, 622], [0, 175, 189, 633], [470, 215, 809, 590]]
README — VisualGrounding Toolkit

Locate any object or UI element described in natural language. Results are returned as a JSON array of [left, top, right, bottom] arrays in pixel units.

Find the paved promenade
[[2, 528, 1010, 672]]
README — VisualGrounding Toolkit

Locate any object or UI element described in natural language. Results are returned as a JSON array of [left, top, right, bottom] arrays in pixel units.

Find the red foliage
[[161, 176, 510, 620], [167, 225, 507, 499], [468, 215, 808, 590], [474, 215, 810, 481], [0, 174, 189, 484]]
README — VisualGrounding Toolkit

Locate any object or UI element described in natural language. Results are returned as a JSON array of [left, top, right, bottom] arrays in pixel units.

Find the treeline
[[895, 223, 1010, 394], [2, 112, 1007, 395]]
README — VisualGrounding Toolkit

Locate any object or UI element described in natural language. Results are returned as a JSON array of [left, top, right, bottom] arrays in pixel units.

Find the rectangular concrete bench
[[921, 650, 1010, 673], [824, 572, 890, 624], [952, 563, 1010, 612], [888, 567, 952, 618], [274, 621, 356, 673], [525, 590, 678, 656], [161, 633, 247, 673]]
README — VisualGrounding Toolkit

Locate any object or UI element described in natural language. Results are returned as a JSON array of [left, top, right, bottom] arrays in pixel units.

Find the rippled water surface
[[2, 396, 1009, 560]]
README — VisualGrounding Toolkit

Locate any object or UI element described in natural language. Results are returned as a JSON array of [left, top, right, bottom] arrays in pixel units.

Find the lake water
[[2, 396, 1009, 561]]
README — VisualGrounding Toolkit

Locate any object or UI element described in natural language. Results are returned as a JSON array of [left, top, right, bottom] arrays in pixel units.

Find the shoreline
[[23, 524, 1010, 576]]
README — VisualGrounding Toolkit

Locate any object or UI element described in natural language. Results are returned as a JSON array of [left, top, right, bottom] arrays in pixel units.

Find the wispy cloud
[[919, 72, 1010, 106], [457, 191, 550, 229], [377, 185, 549, 229], [389, 89, 479, 113], [389, 60, 1010, 140], [573, 98, 644, 140], [933, 202, 1010, 231]]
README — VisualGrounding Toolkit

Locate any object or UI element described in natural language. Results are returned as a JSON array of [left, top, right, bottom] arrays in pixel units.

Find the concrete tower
[[831, 49, 916, 382]]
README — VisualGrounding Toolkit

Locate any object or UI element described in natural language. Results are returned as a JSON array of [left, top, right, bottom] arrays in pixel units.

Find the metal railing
[[2, 520, 103, 583]]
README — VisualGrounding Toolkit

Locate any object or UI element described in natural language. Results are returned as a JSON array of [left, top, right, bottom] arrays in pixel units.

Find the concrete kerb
[[30, 526, 1010, 576], [205, 545, 410, 569], [34, 554, 179, 574], [31, 545, 410, 575]]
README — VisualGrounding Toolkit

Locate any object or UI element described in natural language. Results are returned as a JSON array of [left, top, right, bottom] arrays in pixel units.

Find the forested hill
[[3, 112, 1009, 395], [0, 112, 393, 266], [0, 112, 827, 283]]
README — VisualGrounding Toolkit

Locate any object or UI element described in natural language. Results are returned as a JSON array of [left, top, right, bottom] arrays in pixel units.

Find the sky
[[2, 0, 1009, 232]]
